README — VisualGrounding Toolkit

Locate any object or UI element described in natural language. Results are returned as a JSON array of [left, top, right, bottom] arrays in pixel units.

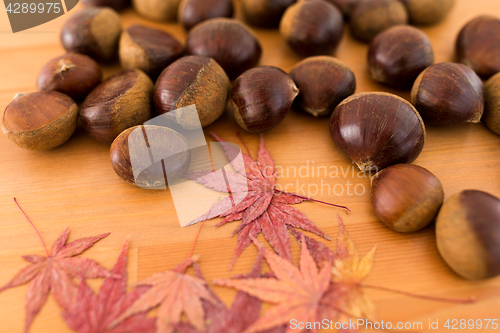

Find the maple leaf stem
[[236, 132, 252, 156], [188, 197, 221, 258], [360, 284, 476, 304], [274, 190, 351, 213], [13, 197, 49, 257]]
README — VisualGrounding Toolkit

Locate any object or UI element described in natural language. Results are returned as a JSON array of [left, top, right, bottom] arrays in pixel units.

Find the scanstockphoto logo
[[3, 0, 78, 33], [126, 105, 249, 227], [127, 105, 372, 227]]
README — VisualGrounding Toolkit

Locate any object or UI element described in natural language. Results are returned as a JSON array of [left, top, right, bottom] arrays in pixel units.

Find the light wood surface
[[1, 1, 500, 332]]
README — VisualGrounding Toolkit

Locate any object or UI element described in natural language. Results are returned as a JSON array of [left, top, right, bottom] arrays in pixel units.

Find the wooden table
[[1, 1, 499, 332]]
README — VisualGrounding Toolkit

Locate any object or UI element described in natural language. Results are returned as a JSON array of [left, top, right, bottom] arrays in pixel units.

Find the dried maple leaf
[[291, 216, 377, 331], [214, 234, 332, 333], [62, 238, 156, 333], [0, 225, 112, 333], [111, 256, 219, 333], [175, 249, 286, 333], [185, 133, 335, 269]]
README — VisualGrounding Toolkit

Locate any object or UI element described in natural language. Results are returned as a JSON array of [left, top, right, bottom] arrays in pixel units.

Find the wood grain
[[0, 0, 500, 332]]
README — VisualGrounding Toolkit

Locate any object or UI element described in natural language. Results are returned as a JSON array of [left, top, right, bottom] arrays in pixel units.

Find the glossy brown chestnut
[[110, 125, 191, 188], [411, 62, 484, 125], [231, 66, 298, 133], [400, 0, 455, 25], [37, 53, 102, 101], [330, 92, 425, 172], [133, 0, 180, 21], [154, 55, 230, 128], [436, 190, 500, 280], [81, 69, 154, 143], [289, 56, 355, 117], [60, 7, 122, 62], [81, 0, 130, 11], [324, 0, 361, 17], [186, 18, 262, 79], [280, 0, 343, 57], [456, 15, 500, 79], [119, 25, 183, 79], [178, 0, 234, 31], [371, 164, 444, 232], [368, 25, 434, 88], [350, 0, 408, 43], [2, 92, 78, 151], [241, 0, 295, 28], [484, 72, 500, 136]]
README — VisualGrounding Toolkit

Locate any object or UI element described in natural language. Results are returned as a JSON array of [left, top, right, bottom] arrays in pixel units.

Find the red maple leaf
[[62, 238, 156, 333], [214, 234, 333, 333], [175, 248, 286, 333], [111, 256, 219, 333], [185, 133, 337, 269], [0, 226, 112, 333]]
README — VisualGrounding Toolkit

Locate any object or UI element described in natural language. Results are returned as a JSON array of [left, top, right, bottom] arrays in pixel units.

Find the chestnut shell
[[436, 190, 500, 280], [242, 0, 295, 28], [37, 53, 102, 101], [411, 62, 484, 125], [456, 15, 500, 79], [154, 55, 230, 128], [185, 18, 262, 79], [484, 72, 500, 136], [280, 0, 344, 57], [289, 56, 355, 117], [119, 25, 183, 79], [110, 125, 191, 188], [329, 92, 426, 172], [81, 69, 154, 143], [349, 0, 408, 43], [231, 66, 298, 133], [2, 91, 79, 151], [81, 0, 130, 11], [179, 0, 234, 31], [368, 25, 434, 88], [60, 7, 122, 62], [371, 164, 444, 232]]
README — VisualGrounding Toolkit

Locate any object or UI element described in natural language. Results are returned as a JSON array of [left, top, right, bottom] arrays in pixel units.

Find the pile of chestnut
[[2, 0, 500, 281]]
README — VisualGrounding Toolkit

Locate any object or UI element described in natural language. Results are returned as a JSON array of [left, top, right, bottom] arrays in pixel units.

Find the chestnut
[[119, 25, 183, 79], [349, 0, 408, 43], [37, 53, 102, 101], [400, 0, 455, 25], [324, 0, 361, 18], [368, 25, 434, 88], [178, 0, 234, 31], [289, 56, 355, 117], [2, 92, 78, 151], [60, 7, 122, 62], [484, 72, 500, 136], [371, 164, 444, 232], [241, 0, 295, 28], [186, 18, 262, 80], [411, 63, 484, 125], [330, 92, 425, 172], [133, 0, 180, 21], [456, 15, 500, 79], [81, 69, 154, 143], [280, 0, 343, 57], [81, 0, 130, 11], [436, 190, 500, 280], [231, 66, 298, 133], [154, 55, 230, 128], [110, 125, 191, 188]]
